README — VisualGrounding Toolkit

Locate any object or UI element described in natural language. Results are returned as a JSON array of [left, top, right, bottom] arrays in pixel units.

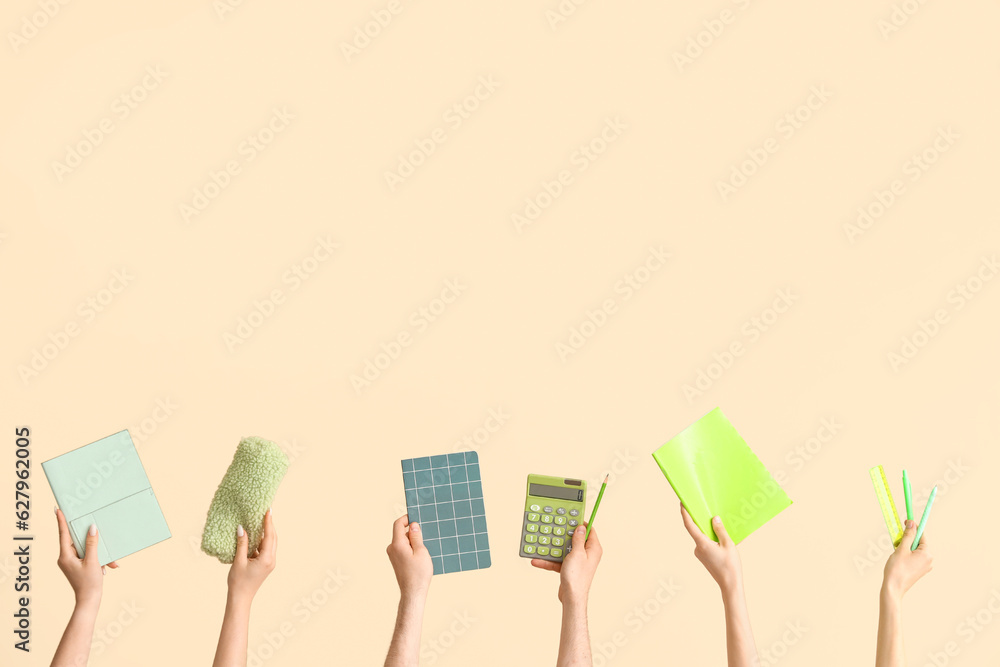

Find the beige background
[[2, 0, 999, 665]]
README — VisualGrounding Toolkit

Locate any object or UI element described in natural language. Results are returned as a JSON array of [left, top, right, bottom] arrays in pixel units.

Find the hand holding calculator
[[520, 474, 586, 562]]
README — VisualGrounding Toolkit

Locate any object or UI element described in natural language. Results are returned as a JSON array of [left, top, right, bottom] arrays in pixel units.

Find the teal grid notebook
[[401, 451, 491, 575], [42, 430, 171, 565]]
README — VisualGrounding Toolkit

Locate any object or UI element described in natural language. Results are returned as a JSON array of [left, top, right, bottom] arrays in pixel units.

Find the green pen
[[585, 474, 608, 541], [903, 469, 913, 521], [911, 486, 936, 550]]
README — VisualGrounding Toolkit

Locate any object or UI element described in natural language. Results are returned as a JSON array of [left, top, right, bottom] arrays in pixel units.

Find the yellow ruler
[[870, 465, 903, 547]]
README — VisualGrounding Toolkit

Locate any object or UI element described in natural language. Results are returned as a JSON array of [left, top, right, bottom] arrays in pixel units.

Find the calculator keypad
[[522, 500, 583, 563]]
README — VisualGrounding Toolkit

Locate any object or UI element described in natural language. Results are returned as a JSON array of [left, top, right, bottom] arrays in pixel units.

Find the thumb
[[83, 524, 100, 565], [898, 519, 916, 551], [712, 516, 733, 547], [408, 522, 425, 552], [234, 524, 249, 565], [571, 523, 587, 552]]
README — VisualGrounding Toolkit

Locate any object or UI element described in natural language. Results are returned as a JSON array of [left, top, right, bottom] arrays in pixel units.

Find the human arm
[[531, 523, 603, 666], [680, 504, 757, 667], [212, 509, 277, 667], [875, 519, 933, 667], [50, 508, 118, 667], [384, 515, 433, 667]]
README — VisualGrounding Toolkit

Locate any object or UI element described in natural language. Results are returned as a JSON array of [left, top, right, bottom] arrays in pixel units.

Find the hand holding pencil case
[[201, 436, 289, 564]]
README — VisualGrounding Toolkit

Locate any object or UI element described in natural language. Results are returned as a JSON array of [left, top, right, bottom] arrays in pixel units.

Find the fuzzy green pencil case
[[202, 436, 289, 564]]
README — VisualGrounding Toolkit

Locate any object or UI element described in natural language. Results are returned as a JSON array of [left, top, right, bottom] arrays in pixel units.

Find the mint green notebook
[[42, 430, 171, 565], [652, 408, 791, 544]]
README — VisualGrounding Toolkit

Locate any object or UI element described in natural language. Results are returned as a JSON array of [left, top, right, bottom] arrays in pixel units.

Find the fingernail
[[268, 507, 273, 517], [89, 524, 97, 536], [54, 506, 58, 516], [101, 566, 106, 575], [713, 516, 721, 524], [411, 523, 420, 533], [237, 525, 244, 537]]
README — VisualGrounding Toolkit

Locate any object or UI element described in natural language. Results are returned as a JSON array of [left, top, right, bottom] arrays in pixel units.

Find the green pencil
[[903, 469, 913, 521], [585, 474, 608, 541], [911, 485, 936, 550]]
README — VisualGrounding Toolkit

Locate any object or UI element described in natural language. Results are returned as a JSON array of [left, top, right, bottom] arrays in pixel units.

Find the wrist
[[559, 587, 589, 610], [227, 588, 255, 609], [720, 578, 745, 606], [74, 591, 102, 611], [561, 598, 588, 613], [399, 589, 428, 607], [880, 582, 903, 605]]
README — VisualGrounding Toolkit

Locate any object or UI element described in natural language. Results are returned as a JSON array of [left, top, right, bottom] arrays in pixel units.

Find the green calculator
[[520, 474, 587, 562]]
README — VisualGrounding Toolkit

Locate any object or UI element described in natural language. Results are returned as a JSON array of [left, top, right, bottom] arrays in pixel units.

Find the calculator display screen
[[529, 483, 583, 502]]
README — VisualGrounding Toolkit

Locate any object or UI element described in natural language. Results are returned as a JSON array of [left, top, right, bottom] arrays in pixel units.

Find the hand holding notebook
[[42, 430, 171, 566], [653, 408, 791, 544]]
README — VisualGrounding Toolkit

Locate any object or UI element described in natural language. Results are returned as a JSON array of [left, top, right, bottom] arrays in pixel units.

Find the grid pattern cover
[[401, 451, 490, 575]]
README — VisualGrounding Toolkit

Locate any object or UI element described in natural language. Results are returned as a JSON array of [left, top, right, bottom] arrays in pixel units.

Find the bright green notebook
[[42, 430, 171, 565], [652, 408, 791, 544]]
